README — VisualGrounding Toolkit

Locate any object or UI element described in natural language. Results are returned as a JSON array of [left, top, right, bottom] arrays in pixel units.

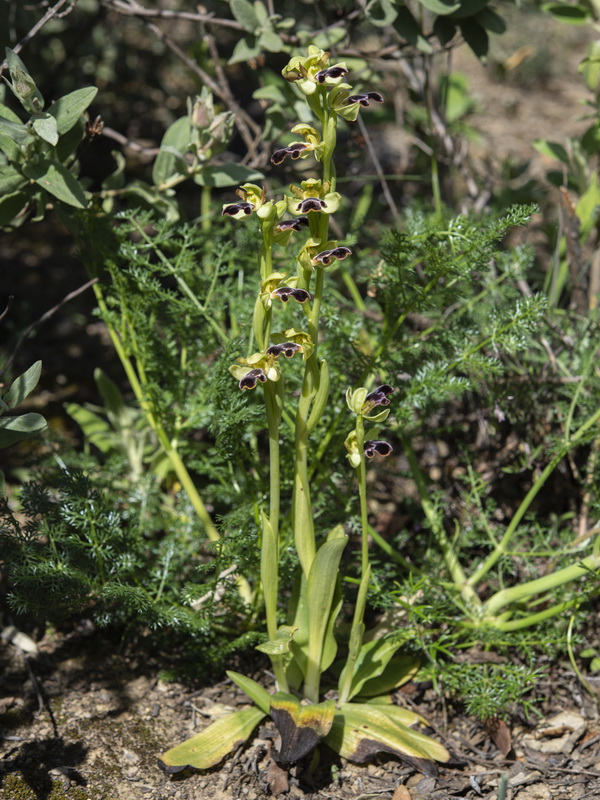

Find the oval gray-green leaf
[[47, 87, 98, 135], [32, 113, 59, 146], [23, 159, 87, 208], [417, 0, 460, 14], [230, 0, 260, 31], [0, 191, 28, 227], [0, 165, 27, 194], [3, 361, 41, 409], [0, 413, 47, 448]]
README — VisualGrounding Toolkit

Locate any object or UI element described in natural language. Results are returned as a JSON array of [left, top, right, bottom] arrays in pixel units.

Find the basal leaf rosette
[[282, 46, 348, 96], [286, 178, 341, 216]]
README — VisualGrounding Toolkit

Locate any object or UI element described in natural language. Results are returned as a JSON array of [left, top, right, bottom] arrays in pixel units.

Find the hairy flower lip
[[271, 143, 310, 166], [266, 341, 302, 358], [346, 91, 384, 107], [276, 218, 309, 232], [297, 198, 326, 213], [271, 287, 312, 303], [364, 440, 393, 458], [222, 201, 253, 216], [239, 368, 268, 390], [312, 246, 352, 266], [364, 384, 394, 407], [315, 66, 349, 83]]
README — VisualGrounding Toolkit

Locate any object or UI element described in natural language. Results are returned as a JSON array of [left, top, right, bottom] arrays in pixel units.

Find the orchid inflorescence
[[160, 46, 449, 777]]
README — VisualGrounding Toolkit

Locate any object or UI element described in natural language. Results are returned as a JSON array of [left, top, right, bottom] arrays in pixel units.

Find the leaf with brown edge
[[270, 692, 335, 766], [158, 706, 265, 773], [323, 703, 450, 774]]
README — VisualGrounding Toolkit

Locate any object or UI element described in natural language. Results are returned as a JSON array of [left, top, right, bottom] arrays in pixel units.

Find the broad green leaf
[[254, 1, 269, 25], [47, 87, 98, 135], [256, 625, 297, 656], [394, 6, 432, 53], [373, 701, 428, 728], [433, 16, 457, 45], [194, 163, 264, 188], [532, 139, 569, 165], [3, 361, 41, 409], [230, 0, 260, 31], [94, 368, 128, 429], [0, 191, 28, 227], [305, 533, 347, 683], [270, 693, 335, 764], [0, 115, 33, 146], [459, 19, 489, 60], [158, 706, 265, 773], [253, 85, 287, 104], [447, 0, 488, 18], [0, 103, 22, 123], [55, 118, 86, 163], [356, 653, 421, 698], [152, 116, 192, 186], [365, 0, 398, 27], [0, 413, 47, 448], [417, 0, 460, 15], [5, 48, 44, 113], [23, 159, 87, 208], [258, 29, 285, 53], [474, 7, 506, 33], [32, 113, 59, 146], [344, 638, 417, 701], [324, 703, 450, 767], [228, 36, 261, 64], [65, 403, 113, 453], [576, 174, 600, 239], [541, 2, 590, 23], [0, 131, 21, 160], [226, 671, 271, 714], [0, 165, 26, 194]]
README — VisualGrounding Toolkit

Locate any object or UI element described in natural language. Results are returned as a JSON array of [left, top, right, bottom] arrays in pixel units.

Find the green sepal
[[158, 706, 266, 773]]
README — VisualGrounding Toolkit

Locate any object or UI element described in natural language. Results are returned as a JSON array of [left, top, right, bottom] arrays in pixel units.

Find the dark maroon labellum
[[267, 342, 302, 359], [364, 440, 393, 458], [222, 202, 253, 216], [346, 91, 384, 107], [313, 246, 352, 266], [315, 66, 349, 83], [297, 198, 326, 213], [271, 149, 289, 165], [239, 368, 268, 390], [365, 384, 394, 407], [272, 287, 312, 304], [276, 218, 310, 232]]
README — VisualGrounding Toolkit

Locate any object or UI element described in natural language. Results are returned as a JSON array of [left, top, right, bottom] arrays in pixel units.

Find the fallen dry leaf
[[392, 786, 412, 800], [485, 716, 512, 757]]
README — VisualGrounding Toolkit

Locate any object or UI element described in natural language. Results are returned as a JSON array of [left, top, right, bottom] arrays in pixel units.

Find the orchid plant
[[159, 47, 449, 777]]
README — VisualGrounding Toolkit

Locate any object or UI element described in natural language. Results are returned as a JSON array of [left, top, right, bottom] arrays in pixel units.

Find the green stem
[[401, 433, 481, 610], [467, 403, 600, 588], [338, 415, 371, 703], [93, 283, 221, 544]]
